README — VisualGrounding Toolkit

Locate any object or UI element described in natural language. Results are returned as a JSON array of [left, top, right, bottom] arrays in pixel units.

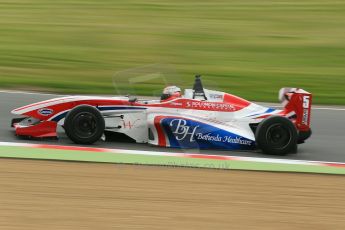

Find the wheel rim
[[72, 112, 97, 139], [266, 124, 292, 149]]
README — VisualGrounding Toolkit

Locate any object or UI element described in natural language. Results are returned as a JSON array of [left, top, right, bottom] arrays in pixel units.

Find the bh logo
[[169, 119, 199, 142]]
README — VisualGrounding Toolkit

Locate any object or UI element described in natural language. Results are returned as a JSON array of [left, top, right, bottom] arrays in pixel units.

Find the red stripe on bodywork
[[13, 97, 74, 112], [14, 121, 58, 138], [135, 98, 248, 112], [154, 116, 167, 147], [223, 93, 250, 108]]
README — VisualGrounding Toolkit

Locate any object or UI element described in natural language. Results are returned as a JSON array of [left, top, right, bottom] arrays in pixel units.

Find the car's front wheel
[[255, 116, 297, 155], [64, 105, 105, 144]]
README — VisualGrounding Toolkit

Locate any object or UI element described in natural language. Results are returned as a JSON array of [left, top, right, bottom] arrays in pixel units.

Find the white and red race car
[[11, 76, 312, 155]]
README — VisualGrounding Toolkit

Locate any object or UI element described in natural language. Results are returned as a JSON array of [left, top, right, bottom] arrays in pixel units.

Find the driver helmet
[[161, 86, 181, 101]]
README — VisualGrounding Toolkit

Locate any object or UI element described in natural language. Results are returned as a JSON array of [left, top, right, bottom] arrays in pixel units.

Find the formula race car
[[11, 76, 312, 155]]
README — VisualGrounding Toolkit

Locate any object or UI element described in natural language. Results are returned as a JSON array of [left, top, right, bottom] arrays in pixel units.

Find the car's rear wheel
[[64, 105, 105, 144], [255, 116, 297, 155]]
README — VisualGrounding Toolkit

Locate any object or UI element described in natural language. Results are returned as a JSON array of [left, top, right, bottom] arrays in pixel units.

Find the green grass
[[0, 0, 345, 104], [1, 146, 345, 174]]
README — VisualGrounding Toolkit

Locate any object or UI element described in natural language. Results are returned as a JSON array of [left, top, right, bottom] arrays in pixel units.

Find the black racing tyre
[[255, 116, 297, 155], [64, 105, 105, 145]]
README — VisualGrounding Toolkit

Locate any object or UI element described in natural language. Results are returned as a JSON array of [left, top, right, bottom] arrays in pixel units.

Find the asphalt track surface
[[1, 91, 344, 162]]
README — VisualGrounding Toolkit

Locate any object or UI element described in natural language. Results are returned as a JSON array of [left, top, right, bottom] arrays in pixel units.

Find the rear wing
[[279, 88, 312, 132]]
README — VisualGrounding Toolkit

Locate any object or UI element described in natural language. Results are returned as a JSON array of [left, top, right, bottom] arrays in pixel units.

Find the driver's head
[[161, 86, 181, 101]]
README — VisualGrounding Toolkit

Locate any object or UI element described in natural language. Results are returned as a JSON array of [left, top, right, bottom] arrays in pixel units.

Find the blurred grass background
[[0, 0, 344, 104]]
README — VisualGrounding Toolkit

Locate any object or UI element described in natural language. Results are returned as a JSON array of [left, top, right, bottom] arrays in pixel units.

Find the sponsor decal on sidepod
[[38, 108, 54, 116], [160, 118, 255, 150]]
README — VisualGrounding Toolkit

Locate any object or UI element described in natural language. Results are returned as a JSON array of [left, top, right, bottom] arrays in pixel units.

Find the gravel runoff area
[[0, 158, 344, 230]]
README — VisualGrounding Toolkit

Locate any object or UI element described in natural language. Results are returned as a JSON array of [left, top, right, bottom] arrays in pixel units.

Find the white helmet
[[161, 86, 181, 100]]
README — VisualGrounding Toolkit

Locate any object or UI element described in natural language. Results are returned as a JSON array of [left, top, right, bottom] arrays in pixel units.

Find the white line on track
[[0, 90, 64, 97], [1, 90, 345, 111], [312, 107, 345, 111], [269, 105, 345, 111]]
